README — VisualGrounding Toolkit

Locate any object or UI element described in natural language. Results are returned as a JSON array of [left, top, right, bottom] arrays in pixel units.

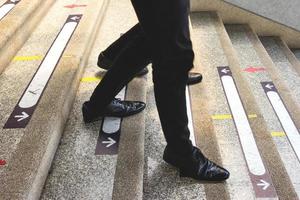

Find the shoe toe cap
[[205, 162, 230, 180]]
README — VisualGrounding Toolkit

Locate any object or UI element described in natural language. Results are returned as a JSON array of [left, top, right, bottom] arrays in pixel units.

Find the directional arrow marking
[[0, 0, 20, 20], [70, 16, 80, 21], [265, 84, 274, 90], [102, 137, 116, 148], [221, 68, 230, 74], [64, 4, 87, 9], [4, 15, 82, 129], [262, 82, 300, 162], [186, 86, 196, 146], [218, 67, 277, 198], [14, 112, 29, 122], [257, 179, 270, 190], [244, 67, 266, 73]]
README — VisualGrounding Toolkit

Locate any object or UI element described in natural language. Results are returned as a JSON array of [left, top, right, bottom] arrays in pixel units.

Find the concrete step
[[225, 24, 300, 198], [260, 37, 300, 92], [41, 0, 147, 199], [0, 0, 108, 199], [1, 0, 299, 198], [0, 0, 57, 74]]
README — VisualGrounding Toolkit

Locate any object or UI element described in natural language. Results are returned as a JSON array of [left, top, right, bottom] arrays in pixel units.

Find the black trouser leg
[[131, 0, 194, 154], [103, 24, 141, 58], [88, 34, 149, 110]]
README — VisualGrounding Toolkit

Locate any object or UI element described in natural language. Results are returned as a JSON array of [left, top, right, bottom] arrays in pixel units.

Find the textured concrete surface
[[190, 0, 300, 48], [0, 0, 107, 199], [0, 0, 56, 74], [224, 0, 300, 31], [226, 25, 300, 197]]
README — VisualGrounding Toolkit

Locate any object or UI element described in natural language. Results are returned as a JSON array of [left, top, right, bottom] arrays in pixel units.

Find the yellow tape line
[[271, 132, 286, 137], [81, 76, 102, 82], [212, 114, 257, 120], [13, 55, 43, 61], [13, 55, 72, 61], [211, 114, 232, 120]]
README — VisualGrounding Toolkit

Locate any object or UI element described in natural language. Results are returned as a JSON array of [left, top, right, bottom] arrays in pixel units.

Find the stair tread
[[41, 0, 147, 199], [0, 0, 107, 198]]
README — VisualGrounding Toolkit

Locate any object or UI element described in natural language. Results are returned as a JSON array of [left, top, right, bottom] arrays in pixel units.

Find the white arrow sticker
[[19, 21, 78, 108], [221, 74, 266, 175], [14, 112, 29, 122], [257, 179, 270, 190], [221, 68, 230, 74], [265, 84, 274, 90], [102, 137, 116, 148]]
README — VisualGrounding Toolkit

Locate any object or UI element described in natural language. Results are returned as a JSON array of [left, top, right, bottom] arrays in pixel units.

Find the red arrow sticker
[[244, 67, 266, 73], [64, 4, 87, 9], [0, 159, 7, 166]]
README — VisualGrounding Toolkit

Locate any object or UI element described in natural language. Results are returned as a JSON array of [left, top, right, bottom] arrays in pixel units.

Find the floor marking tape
[[271, 132, 286, 137], [80, 76, 102, 83], [13, 55, 72, 61], [0, 159, 6, 166], [4, 15, 82, 129], [0, 0, 20, 21], [186, 86, 196, 146], [244, 67, 266, 73], [262, 82, 300, 162], [211, 114, 257, 120], [95, 87, 127, 155], [64, 4, 87, 9], [218, 66, 277, 199]]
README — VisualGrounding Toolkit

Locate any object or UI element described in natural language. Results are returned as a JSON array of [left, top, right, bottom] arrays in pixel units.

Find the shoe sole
[[187, 75, 203, 85], [163, 156, 229, 182]]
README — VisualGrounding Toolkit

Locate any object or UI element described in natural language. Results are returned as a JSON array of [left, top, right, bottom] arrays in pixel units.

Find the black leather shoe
[[82, 98, 146, 123], [187, 72, 203, 85], [163, 146, 229, 181], [97, 52, 149, 77]]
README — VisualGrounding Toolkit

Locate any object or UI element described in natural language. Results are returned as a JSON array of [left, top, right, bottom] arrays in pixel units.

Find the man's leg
[[98, 24, 202, 84], [83, 33, 150, 122], [131, 0, 229, 180]]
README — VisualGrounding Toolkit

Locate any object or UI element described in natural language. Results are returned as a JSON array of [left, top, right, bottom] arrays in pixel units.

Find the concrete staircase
[[0, 0, 299, 200]]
